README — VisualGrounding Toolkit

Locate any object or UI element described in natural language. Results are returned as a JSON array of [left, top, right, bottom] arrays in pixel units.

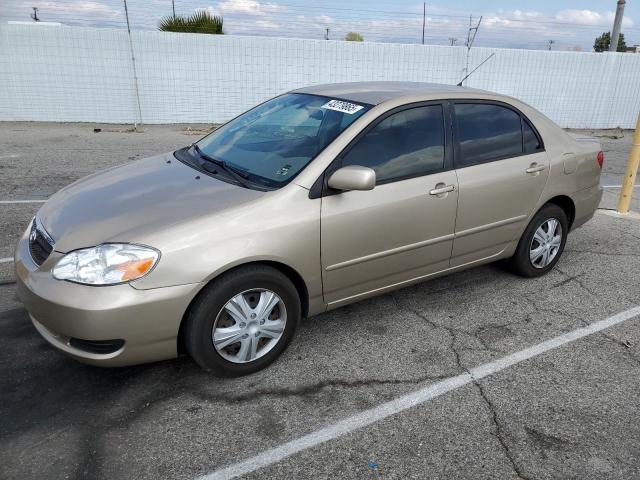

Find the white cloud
[[511, 10, 544, 20], [555, 9, 633, 27], [315, 14, 332, 24], [215, 0, 286, 16], [25, 0, 121, 18], [254, 19, 279, 29]]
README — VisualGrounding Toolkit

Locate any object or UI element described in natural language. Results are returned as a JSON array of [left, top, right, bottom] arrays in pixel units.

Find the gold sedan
[[15, 82, 603, 375]]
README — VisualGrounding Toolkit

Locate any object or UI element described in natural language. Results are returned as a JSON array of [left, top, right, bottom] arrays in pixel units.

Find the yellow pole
[[617, 112, 640, 214]]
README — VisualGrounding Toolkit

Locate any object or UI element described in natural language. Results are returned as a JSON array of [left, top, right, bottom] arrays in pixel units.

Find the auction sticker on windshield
[[321, 99, 365, 115]]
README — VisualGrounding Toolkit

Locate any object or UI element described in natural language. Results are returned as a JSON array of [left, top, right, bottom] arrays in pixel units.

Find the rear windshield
[[196, 93, 371, 188]]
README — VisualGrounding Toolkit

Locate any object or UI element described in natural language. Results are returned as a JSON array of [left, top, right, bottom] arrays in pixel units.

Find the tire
[[508, 203, 568, 278], [183, 265, 301, 376]]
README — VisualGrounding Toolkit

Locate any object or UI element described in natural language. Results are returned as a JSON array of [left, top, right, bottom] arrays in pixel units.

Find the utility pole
[[422, 3, 426, 45], [610, 0, 626, 52], [30, 7, 40, 21], [324, 27, 329, 40], [465, 15, 481, 48], [123, 0, 143, 131], [172, 0, 176, 18], [464, 15, 482, 82], [547, 39, 555, 50]]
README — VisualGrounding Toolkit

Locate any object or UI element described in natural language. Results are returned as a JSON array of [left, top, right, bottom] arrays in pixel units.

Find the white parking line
[[199, 305, 640, 480], [0, 200, 47, 204], [0, 258, 13, 264]]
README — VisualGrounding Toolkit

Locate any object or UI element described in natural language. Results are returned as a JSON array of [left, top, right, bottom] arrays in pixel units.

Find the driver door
[[320, 103, 458, 307]]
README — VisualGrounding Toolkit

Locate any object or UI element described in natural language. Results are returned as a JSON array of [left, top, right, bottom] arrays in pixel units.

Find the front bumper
[[15, 230, 201, 367]]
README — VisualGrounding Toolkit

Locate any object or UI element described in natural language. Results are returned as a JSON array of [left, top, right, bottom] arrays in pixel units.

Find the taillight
[[596, 151, 604, 168]]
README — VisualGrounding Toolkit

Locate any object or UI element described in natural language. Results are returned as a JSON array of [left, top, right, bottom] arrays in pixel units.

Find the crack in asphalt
[[59, 364, 456, 478], [390, 293, 515, 355], [552, 272, 585, 288], [189, 373, 456, 404], [554, 266, 599, 297], [72, 371, 460, 478], [523, 287, 640, 367], [392, 295, 531, 480], [551, 267, 640, 366], [474, 381, 531, 480]]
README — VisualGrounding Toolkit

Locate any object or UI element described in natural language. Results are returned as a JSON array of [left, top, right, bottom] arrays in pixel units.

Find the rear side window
[[340, 105, 445, 183], [454, 103, 523, 166], [523, 120, 542, 153]]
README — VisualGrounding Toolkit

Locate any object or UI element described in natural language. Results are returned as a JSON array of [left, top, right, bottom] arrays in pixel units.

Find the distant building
[[625, 44, 640, 53]]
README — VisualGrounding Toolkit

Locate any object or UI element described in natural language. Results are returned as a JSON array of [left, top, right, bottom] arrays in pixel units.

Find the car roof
[[291, 81, 489, 106]]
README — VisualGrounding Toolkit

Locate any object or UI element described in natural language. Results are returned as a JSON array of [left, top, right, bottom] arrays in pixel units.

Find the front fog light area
[[53, 244, 159, 285]]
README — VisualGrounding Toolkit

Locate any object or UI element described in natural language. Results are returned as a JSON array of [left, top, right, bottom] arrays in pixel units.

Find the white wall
[[1, 24, 640, 128]]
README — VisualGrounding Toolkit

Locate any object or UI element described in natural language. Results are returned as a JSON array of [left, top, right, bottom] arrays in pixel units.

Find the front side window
[[340, 105, 445, 184], [454, 103, 523, 166], [196, 94, 370, 188]]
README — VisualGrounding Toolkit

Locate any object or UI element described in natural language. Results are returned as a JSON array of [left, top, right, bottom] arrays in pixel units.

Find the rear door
[[450, 101, 549, 266], [320, 102, 458, 306]]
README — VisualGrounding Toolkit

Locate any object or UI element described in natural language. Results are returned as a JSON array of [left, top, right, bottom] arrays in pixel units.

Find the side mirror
[[327, 166, 376, 192]]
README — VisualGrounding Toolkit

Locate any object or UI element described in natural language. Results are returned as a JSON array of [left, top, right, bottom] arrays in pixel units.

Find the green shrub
[[159, 11, 224, 34]]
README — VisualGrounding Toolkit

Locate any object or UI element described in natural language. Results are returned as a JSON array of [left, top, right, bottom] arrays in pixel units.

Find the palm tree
[[159, 11, 224, 34]]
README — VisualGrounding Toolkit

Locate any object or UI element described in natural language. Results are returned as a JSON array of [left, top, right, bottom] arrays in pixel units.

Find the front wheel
[[183, 265, 301, 376], [508, 204, 568, 278]]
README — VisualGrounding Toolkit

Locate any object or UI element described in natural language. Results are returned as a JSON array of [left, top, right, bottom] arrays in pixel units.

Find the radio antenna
[[457, 53, 495, 87]]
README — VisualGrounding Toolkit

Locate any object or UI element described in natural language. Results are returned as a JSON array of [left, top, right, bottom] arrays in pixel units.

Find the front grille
[[28, 219, 54, 266], [69, 338, 125, 354]]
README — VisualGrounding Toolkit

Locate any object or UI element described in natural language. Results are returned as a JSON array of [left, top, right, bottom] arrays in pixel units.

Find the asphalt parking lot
[[1, 122, 640, 480]]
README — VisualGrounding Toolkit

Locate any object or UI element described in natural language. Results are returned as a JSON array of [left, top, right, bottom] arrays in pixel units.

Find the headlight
[[53, 244, 160, 285]]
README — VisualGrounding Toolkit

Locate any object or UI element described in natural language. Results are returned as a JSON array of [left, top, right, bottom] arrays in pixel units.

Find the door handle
[[526, 163, 546, 174], [429, 183, 455, 196]]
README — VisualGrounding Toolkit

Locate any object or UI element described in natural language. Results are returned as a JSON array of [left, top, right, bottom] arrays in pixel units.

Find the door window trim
[[309, 100, 454, 199], [450, 99, 545, 169]]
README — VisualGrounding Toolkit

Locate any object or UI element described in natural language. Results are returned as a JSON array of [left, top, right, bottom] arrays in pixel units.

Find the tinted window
[[455, 103, 523, 166], [340, 105, 445, 183], [523, 120, 541, 153]]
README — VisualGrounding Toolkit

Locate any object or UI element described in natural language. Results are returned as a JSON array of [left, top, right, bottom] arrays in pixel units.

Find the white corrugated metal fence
[[1, 24, 639, 128]]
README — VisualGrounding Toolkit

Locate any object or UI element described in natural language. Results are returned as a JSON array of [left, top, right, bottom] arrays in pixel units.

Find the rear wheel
[[509, 204, 568, 277], [183, 265, 300, 376]]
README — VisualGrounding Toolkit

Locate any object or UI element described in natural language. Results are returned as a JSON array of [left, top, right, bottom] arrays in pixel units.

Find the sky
[[2, 0, 639, 51]]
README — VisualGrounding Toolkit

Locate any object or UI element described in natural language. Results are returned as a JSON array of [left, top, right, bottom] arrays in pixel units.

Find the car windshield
[[195, 93, 371, 188]]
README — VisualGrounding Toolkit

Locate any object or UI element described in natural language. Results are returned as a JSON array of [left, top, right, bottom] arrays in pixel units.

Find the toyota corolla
[[15, 82, 603, 376]]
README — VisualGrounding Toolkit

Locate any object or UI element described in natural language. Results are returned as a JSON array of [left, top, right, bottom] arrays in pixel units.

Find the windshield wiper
[[192, 144, 251, 188]]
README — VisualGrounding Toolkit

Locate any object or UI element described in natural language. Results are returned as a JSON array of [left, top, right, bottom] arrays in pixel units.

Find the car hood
[[39, 153, 265, 252]]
